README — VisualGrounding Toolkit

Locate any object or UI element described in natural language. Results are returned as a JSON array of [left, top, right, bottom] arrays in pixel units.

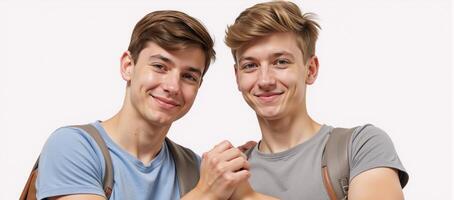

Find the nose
[[258, 65, 276, 91], [162, 72, 180, 96]]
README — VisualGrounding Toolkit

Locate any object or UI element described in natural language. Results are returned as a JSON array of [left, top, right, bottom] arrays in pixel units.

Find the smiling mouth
[[151, 95, 181, 109], [254, 92, 284, 103]]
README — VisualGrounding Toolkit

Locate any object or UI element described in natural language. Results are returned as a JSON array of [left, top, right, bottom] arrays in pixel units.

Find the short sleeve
[[349, 125, 409, 188], [36, 127, 106, 199]]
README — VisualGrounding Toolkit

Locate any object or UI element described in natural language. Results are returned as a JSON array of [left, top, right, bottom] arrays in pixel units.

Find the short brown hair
[[128, 10, 215, 76], [225, 1, 320, 63]]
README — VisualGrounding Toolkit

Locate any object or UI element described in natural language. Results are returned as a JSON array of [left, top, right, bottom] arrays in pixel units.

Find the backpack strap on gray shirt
[[244, 145, 255, 159], [165, 137, 200, 196], [321, 127, 355, 200]]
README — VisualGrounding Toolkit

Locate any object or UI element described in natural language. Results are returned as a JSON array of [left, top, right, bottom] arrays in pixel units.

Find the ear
[[234, 63, 240, 91], [305, 55, 319, 85], [120, 51, 134, 81]]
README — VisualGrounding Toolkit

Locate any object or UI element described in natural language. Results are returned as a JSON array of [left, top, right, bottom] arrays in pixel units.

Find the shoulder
[[45, 126, 97, 146], [350, 124, 400, 155], [349, 124, 408, 187], [39, 125, 105, 169], [349, 124, 397, 159], [351, 124, 390, 143], [37, 126, 106, 199], [41, 126, 104, 159]]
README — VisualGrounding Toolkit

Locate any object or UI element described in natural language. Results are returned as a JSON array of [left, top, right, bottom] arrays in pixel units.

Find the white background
[[1, 0, 452, 199]]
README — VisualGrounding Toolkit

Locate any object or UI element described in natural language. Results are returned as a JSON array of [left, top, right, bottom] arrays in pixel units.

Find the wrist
[[183, 185, 221, 200], [243, 192, 279, 200], [243, 192, 258, 200]]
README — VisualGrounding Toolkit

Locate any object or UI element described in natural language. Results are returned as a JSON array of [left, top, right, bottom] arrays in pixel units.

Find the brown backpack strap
[[165, 138, 200, 196], [73, 124, 114, 199], [19, 158, 39, 200], [244, 143, 257, 159], [321, 127, 355, 200], [20, 124, 114, 200]]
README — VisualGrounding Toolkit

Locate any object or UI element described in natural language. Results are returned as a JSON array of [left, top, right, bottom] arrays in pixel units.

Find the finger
[[240, 157, 250, 170], [200, 152, 209, 167], [220, 156, 250, 173], [240, 152, 247, 160], [209, 169, 249, 192], [203, 141, 234, 170], [218, 147, 243, 162], [211, 140, 234, 154], [228, 169, 251, 183]]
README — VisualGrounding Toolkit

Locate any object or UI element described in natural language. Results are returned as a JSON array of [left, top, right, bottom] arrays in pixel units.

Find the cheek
[[144, 73, 160, 86], [237, 74, 256, 92], [181, 86, 199, 104], [133, 71, 159, 89], [276, 69, 299, 88]]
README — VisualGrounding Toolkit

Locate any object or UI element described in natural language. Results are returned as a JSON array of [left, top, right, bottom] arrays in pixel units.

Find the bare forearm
[[49, 194, 105, 200], [348, 168, 404, 200], [241, 192, 279, 200], [181, 187, 216, 200], [229, 180, 279, 200]]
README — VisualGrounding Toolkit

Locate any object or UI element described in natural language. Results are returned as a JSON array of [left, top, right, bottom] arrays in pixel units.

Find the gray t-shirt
[[248, 124, 408, 200]]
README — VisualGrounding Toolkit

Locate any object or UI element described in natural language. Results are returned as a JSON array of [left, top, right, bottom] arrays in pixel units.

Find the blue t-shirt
[[36, 121, 183, 200]]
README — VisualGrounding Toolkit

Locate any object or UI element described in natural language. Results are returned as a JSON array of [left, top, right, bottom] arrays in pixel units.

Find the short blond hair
[[225, 1, 320, 63]]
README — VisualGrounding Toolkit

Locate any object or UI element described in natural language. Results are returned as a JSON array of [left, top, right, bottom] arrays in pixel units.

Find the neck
[[257, 106, 321, 154], [101, 105, 170, 164]]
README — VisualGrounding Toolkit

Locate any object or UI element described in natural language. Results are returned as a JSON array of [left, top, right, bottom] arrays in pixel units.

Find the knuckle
[[244, 160, 250, 168], [220, 140, 228, 146], [204, 153, 211, 160], [233, 148, 241, 156], [224, 140, 233, 147], [223, 173, 233, 182], [209, 157, 219, 166], [204, 152, 211, 159], [215, 165, 224, 174]]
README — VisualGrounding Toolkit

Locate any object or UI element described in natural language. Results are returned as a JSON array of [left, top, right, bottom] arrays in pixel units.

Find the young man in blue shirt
[[36, 10, 275, 200]]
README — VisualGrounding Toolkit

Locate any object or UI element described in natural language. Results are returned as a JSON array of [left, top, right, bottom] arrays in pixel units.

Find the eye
[[182, 73, 199, 83], [274, 58, 290, 67], [240, 63, 258, 72], [151, 63, 166, 72]]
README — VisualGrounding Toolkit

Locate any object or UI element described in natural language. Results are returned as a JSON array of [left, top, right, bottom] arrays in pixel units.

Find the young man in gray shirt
[[225, 1, 409, 199]]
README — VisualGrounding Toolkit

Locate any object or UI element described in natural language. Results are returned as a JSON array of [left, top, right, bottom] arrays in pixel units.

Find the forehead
[[236, 32, 303, 61], [139, 42, 206, 71]]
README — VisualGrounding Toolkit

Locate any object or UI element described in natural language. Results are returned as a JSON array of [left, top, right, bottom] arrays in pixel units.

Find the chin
[[255, 108, 284, 120], [145, 112, 175, 126]]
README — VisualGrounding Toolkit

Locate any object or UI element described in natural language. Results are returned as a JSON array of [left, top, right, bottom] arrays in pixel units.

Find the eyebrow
[[149, 54, 202, 76], [238, 56, 257, 63], [270, 51, 295, 60], [238, 51, 296, 63], [149, 54, 174, 65]]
